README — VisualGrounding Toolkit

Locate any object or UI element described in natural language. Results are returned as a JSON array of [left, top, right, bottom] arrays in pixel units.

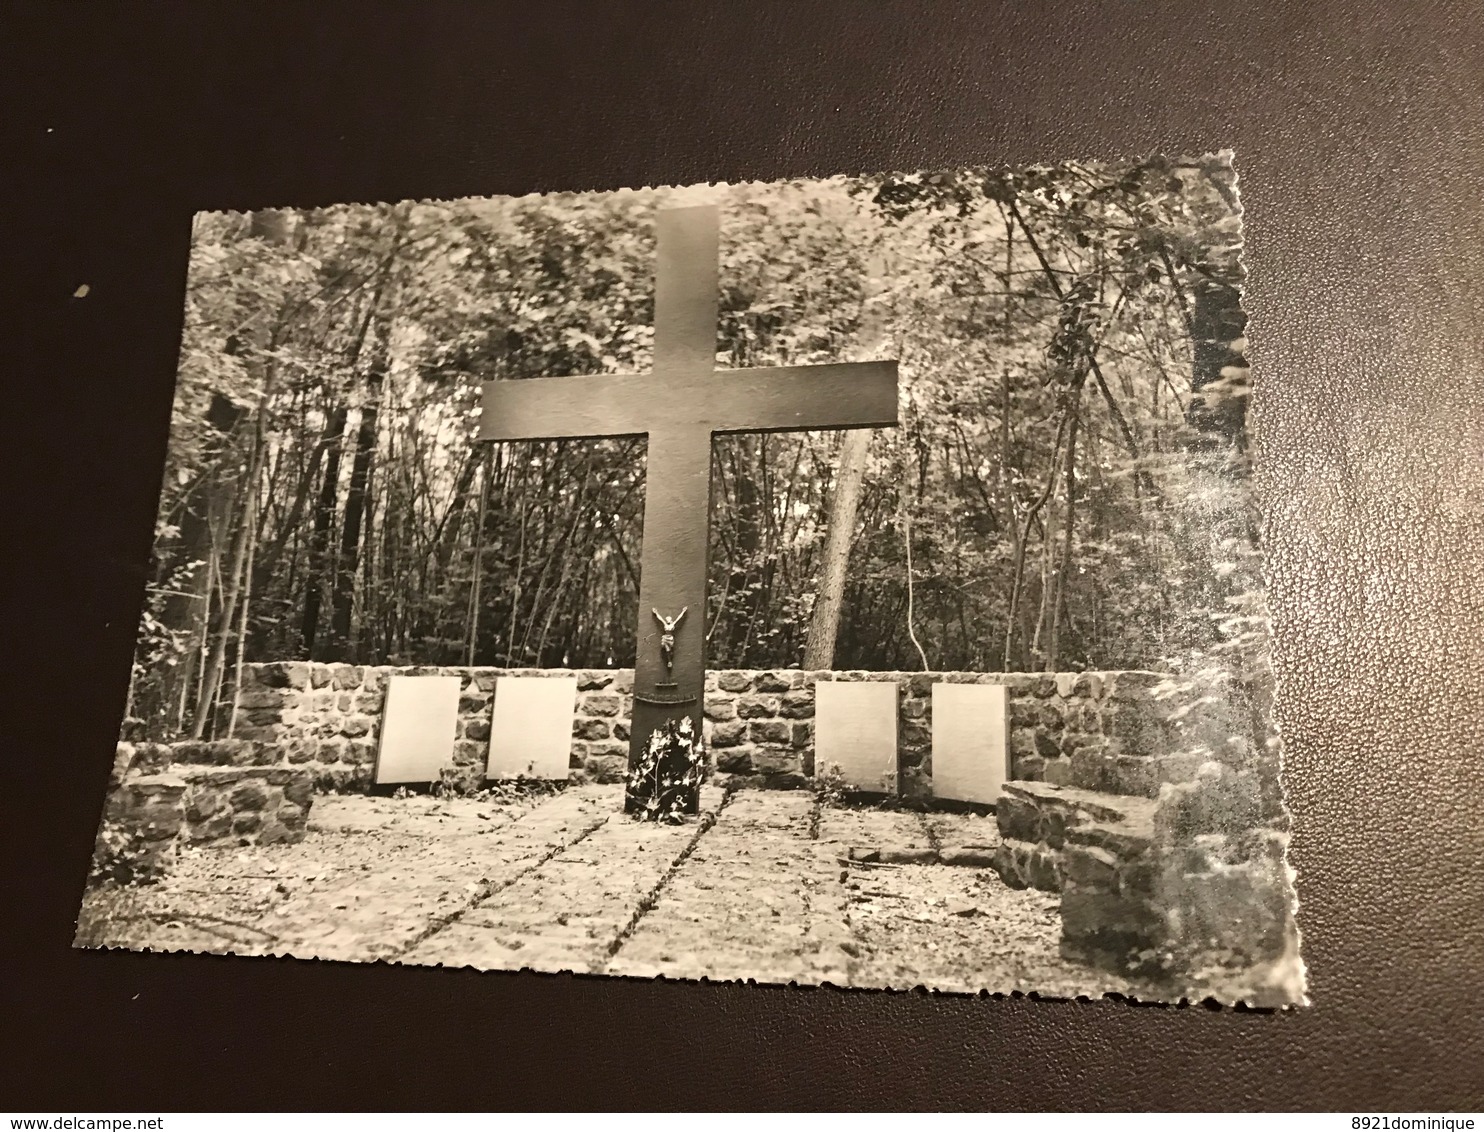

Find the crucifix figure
[[652, 607, 687, 680], [480, 203, 899, 812]]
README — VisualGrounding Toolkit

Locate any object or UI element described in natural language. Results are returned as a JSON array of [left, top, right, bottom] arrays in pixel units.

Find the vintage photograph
[[75, 154, 1305, 1006]]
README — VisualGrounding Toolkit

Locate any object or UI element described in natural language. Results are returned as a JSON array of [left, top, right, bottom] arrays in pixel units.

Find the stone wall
[[991, 763, 1299, 1004], [96, 772, 188, 879], [209, 662, 1193, 795], [96, 743, 315, 881], [175, 765, 314, 844], [993, 780, 1155, 893]]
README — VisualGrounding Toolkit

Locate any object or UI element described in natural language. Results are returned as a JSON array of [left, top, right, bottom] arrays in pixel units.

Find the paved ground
[[75, 786, 1149, 998]]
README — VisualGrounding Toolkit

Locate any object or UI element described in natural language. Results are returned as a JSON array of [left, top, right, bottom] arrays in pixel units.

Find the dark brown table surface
[[4, 0, 1482, 1111]]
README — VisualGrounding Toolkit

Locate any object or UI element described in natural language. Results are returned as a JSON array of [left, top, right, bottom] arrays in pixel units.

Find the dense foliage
[[129, 156, 1260, 742]]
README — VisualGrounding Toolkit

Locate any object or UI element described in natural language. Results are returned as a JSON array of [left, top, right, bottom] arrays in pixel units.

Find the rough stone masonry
[[94, 739, 315, 879], [104, 660, 1298, 1001], [989, 702, 1298, 998], [198, 662, 1193, 797]]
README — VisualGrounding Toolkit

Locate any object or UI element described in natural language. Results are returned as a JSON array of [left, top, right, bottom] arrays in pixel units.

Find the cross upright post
[[480, 204, 898, 812]]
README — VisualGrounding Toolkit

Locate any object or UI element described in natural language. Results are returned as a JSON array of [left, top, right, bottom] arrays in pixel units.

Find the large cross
[[480, 204, 898, 810]]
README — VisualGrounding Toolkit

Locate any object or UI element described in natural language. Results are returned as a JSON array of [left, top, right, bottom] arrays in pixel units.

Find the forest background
[[130, 155, 1258, 742]]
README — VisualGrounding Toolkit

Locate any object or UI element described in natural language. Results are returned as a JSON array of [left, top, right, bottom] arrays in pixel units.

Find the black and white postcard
[[75, 154, 1306, 1007]]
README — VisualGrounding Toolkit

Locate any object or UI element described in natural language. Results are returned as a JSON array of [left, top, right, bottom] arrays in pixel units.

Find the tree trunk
[[999, 366, 1023, 669], [187, 208, 294, 735], [300, 257, 395, 660], [159, 392, 243, 733], [1046, 407, 1079, 670], [298, 405, 348, 658], [465, 446, 492, 665], [227, 487, 260, 738], [802, 251, 890, 669], [802, 429, 869, 668], [191, 402, 269, 737], [328, 353, 386, 659], [434, 450, 484, 575], [251, 419, 335, 593], [997, 212, 1021, 670], [902, 506, 930, 671], [1004, 415, 1068, 671], [176, 510, 220, 733]]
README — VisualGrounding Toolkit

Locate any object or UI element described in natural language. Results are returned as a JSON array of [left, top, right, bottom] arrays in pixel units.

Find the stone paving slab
[[815, 804, 1148, 995], [816, 807, 1000, 864], [841, 859, 1148, 997], [306, 792, 538, 836], [405, 787, 726, 974], [77, 786, 1143, 997], [606, 791, 854, 985], [266, 786, 618, 962], [818, 806, 933, 856], [76, 787, 618, 962], [924, 810, 1001, 854]]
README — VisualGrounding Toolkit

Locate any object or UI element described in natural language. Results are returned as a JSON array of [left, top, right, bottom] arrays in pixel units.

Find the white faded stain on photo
[[76, 153, 1305, 1008]]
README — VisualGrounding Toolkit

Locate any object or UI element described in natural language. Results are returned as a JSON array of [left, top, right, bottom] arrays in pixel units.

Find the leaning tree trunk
[[227, 486, 260, 738], [300, 268, 392, 659], [464, 447, 493, 665], [996, 213, 1023, 670], [803, 428, 870, 668], [190, 390, 271, 737], [1004, 413, 1068, 671], [250, 412, 336, 596], [802, 251, 891, 669], [159, 390, 244, 734]]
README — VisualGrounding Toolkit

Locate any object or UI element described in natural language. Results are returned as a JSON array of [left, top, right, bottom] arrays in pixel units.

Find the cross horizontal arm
[[479, 359, 898, 442], [709, 360, 899, 434], [479, 372, 656, 441]]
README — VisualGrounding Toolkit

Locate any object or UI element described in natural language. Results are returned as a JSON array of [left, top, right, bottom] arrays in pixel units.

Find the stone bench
[[991, 780, 1155, 893], [177, 765, 312, 844], [96, 753, 315, 883], [993, 766, 1295, 992]]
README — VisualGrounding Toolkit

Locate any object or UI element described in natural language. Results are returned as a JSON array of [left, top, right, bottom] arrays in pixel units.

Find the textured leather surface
[[4, 0, 1482, 1111]]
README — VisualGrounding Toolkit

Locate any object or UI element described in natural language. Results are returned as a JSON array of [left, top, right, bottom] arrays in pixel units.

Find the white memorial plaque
[[373, 675, 462, 785], [931, 682, 1009, 804], [486, 675, 578, 780], [814, 680, 899, 793]]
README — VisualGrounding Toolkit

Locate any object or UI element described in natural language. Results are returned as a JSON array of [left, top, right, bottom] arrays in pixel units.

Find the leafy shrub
[[425, 764, 568, 803], [812, 760, 849, 808], [89, 824, 170, 888], [626, 715, 705, 823]]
